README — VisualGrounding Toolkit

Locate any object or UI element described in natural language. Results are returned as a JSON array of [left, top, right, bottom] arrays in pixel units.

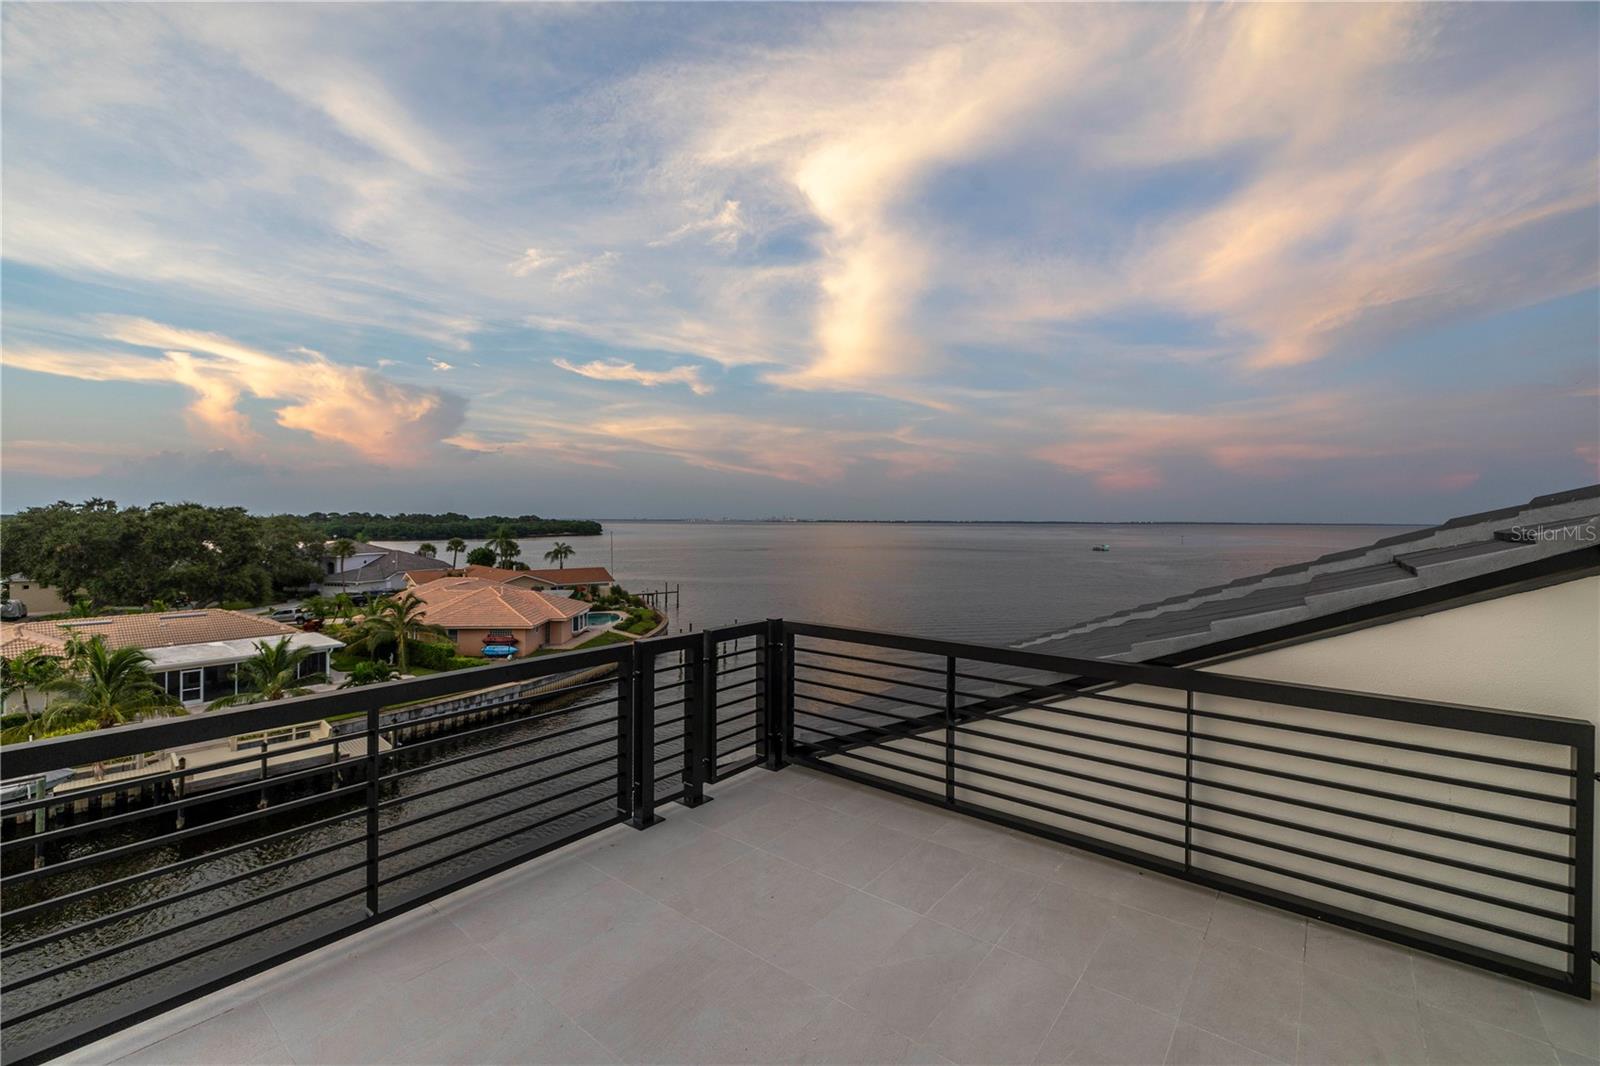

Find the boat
[[1092, 543, 1112, 552]]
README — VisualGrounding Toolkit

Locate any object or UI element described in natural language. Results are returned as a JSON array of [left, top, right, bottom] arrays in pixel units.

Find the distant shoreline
[[588, 518, 1420, 527]]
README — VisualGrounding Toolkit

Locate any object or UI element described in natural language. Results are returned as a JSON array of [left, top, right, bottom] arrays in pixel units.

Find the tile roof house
[[0, 609, 344, 707], [403, 577, 593, 658], [322, 542, 449, 595], [451, 563, 616, 592]]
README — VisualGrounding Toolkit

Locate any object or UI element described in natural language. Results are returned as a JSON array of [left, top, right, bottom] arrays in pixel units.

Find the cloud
[[553, 358, 714, 396], [509, 248, 557, 277], [428, 357, 455, 372], [553, 252, 620, 289], [6, 318, 466, 463], [652, 200, 746, 248]]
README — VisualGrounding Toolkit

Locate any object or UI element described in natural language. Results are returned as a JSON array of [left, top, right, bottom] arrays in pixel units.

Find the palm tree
[[488, 526, 521, 569], [35, 638, 180, 735], [206, 637, 326, 708], [349, 596, 448, 674], [543, 542, 575, 569], [1, 648, 63, 727], [417, 542, 437, 558], [333, 593, 357, 620], [340, 661, 399, 688], [330, 537, 357, 575], [446, 537, 467, 569]]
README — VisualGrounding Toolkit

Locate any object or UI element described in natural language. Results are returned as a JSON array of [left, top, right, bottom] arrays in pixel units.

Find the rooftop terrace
[[57, 765, 1598, 1066]]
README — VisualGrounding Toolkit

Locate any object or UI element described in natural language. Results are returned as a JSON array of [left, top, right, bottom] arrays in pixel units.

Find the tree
[[1, 648, 63, 726], [543, 542, 575, 569], [417, 542, 437, 558], [488, 526, 521, 569], [332, 593, 358, 620], [207, 637, 326, 708], [340, 661, 399, 688], [446, 538, 467, 568], [348, 596, 448, 674], [35, 638, 180, 734], [330, 538, 357, 575], [465, 546, 496, 567], [300, 595, 335, 620]]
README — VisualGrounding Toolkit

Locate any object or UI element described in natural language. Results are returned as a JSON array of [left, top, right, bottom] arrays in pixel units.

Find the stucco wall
[[448, 626, 544, 657]]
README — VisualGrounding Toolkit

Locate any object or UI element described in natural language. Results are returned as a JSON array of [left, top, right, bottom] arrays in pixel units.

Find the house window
[[571, 616, 583, 635]]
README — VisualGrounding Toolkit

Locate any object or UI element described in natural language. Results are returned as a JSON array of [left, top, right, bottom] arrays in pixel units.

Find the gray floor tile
[[836, 916, 993, 1038], [608, 822, 754, 901], [781, 997, 926, 1064], [999, 881, 1118, 979], [1411, 954, 1550, 1043], [1530, 988, 1600, 1059], [688, 790, 824, 845], [1166, 1024, 1282, 1065], [1555, 1050, 1599, 1066], [927, 861, 1045, 942], [1303, 923, 1414, 994], [1081, 906, 1206, 1016], [1179, 939, 1302, 1062], [1204, 895, 1306, 963], [1417, 1003, 1560, 1066], [923, 947, 1076, 1064], [760, 888, 925, 993], [1297, 965, 1428, 1065], [111, 1003, 289, 1066], [1051, 848, 1145, 901], [1034, 982, 1178, 1065], [487, 875, 704, 1014], [406, 982, 617, 1064], [432, 854, 612, 942], [864, 840, 979, 913], [929, 813, 1018, 856], [666, 848, 853, 952], [1118, 871, 1217, 929]]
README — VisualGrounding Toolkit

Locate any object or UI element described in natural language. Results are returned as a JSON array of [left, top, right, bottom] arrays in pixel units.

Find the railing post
[[760, 619, 787, 771], [682, 637, 711, 806], [364, 702, 380, 917], [616, 644, 634, 823], [945, 655, 956, 806], [630, 642, 661, 828], [1570, 728, 1593, 996], [705, 631, 723, 784], [1184, 690, 1194, 874]]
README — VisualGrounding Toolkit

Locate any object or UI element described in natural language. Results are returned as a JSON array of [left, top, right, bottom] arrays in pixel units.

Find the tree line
[[301, 512, 602, 540], [1, 500, 325, 609]]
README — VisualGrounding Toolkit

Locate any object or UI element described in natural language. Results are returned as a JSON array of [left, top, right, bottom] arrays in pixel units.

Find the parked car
[[0, 600, 27, 621], [269, 607, 309, 624]]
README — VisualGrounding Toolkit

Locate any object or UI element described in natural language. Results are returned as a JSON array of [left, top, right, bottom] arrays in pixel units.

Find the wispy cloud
[[6, 319, 465, 463], [553, 358, 714, 396]]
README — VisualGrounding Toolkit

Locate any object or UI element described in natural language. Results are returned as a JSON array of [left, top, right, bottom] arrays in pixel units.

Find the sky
[[2, 3, 1597, 523]]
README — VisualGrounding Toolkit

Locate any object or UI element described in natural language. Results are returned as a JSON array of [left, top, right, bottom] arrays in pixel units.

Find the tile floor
[[60, 766, 1599, 1065]]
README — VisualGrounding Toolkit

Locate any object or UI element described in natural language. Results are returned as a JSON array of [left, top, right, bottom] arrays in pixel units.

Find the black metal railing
[[0, 617, 1592, 1063], [782, 621, 1594, 1001], [0, 623, 775, 1066]]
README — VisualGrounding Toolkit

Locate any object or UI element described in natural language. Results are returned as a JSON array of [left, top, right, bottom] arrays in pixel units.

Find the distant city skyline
[[2, 4, 1596, 523]]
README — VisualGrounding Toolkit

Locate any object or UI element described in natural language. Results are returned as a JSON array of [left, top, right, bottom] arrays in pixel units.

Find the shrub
[[220, 599, 254, 611], [406, 641, 459, 671]]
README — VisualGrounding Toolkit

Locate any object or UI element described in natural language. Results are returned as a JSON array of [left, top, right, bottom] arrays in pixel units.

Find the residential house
[[3, 575, 71, 617], [0, 609, 344, 708], [322, 541, 450, 595], [403, 577, 592, 658], [441, 563, 616, 596]]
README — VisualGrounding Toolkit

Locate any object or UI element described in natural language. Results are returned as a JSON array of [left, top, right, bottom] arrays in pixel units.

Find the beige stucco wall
[[448, 626, 545, 657], [822, 575, 1599, 984], [7, 579, 72, 616]]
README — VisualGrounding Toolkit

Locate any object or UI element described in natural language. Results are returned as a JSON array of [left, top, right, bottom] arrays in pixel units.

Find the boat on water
[[1092, 543, 1112, 552]]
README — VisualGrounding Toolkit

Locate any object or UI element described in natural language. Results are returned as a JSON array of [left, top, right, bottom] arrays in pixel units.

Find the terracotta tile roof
[[0, 610, 302, 659], [523, 566, 615, 586], [461, 564, 614, 586], [405, 577, 589, 630]]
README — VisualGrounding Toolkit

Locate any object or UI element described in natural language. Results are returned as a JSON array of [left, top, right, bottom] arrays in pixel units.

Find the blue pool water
[[585, 611, 624, 626]]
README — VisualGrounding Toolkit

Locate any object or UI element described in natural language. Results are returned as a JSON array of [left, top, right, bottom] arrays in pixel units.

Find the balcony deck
[[59, 766, 1597, 1066]]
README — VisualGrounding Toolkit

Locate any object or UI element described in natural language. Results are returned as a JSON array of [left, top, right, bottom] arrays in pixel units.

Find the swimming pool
[[585, 611, 624, 627]]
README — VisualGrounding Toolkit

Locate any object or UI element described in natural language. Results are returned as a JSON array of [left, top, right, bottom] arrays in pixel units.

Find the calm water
[[381, 522, 1411, 645]]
